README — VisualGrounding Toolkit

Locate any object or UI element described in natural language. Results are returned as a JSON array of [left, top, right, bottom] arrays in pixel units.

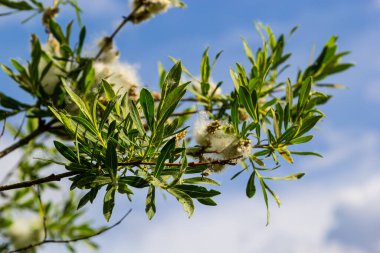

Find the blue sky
[[1, 0, 380, 252]]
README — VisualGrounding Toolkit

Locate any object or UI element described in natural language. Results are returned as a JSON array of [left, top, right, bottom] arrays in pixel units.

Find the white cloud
[[364, 80, 380, 103], [298, 128, 380, 179], [87, 181, 375, 253], [77, 0, 127, 16], [327, 175, 380, 252]]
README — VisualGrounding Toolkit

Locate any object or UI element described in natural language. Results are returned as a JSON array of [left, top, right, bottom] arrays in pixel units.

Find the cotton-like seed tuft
[[130, 0, 172, 24], [7, 217, 43, 249]]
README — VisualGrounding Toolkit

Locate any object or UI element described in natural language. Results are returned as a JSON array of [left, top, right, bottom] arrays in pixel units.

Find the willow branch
[[170, 107, 222, 117], [94, 3, 143, 60], [118, 156, 243, 167], [0, 157, 242, 192], [0, 119, 55, 159], [0, 171, 77, 192], [7, 209, 133, 253]]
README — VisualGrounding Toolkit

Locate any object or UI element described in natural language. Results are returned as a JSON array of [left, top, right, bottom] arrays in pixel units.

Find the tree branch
[[0, 171, 77, 192], [7, 209, 133, 253], [118, 157, 243, 167], [0, 119, 55, 159], [170, 107, 222, 117], [94, 3, 143, 60], [0, 157, 242, 192]]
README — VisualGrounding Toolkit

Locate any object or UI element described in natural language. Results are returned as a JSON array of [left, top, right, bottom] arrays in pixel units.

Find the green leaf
[[270, 108, 281, 139], [71, 116, 98, 137], [0, 92, 30, 110], [174, 185, 220, 199], [197, 198, 217, 206], [229, 68, 239, 89], [157, 83, 188, 127], [99, 98, 117, 131], [256, 171, 270, 225], [77, 190, 94, 209], [129, 100, 145, 136], [296, 115, 323, 137], [277, 125, 297, 144], [315, 83, 347, 89], [119, 176, 149, 188], [140, 88, 155, 131], [239, 86, 257, 121], [200, 48, 210, 83], [0, 0, 33, 10], [241, 37, 255, 65], [154, 137, 176, 177], [182, 177, 220, 186], [264, 173, 305, 181], [105, 139, 117, 181], [54, 141, 78, 163], [167, 188, 194, 218], [117, 183, 133, 196], [286, 79, 293, 108], [161, 61, 182, 101], [230, 168, 246, 180], [49, 19, 66, 44], [90, 176, 113, 187], [103, 187, 115, 222], [246, 171, 256, 198], [278, 148, 294, 163], [145, 185, 156, 220], [102, 79, 116, 100], [77, 25, 86, 55], [264, 182, 281, 207], [63, 81, 92, 120], [290, 151, 323, 158], [167, 141, 188, 187], [250, 155, 265, 167], [297, 77, 312, 115], [231, 99, 239, 133], [290, 135, 313, 144]]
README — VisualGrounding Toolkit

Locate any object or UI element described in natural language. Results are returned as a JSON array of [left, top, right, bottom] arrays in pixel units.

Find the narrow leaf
[[246, 171, 256, 198], [154, 137, 176, 177], [167, 188, 194, 218], [103, 187, 115, 222], [145, 185, 156, 220]]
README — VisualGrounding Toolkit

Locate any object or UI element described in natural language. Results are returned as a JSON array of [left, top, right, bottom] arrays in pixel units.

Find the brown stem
[[0, 171, 77, 192], [0, 157, 242, 192], [0, 119, 56, 159], [119, 156, 242, 167], [170, 107, 222, 117], [94, 3, 143, 60], [7, 209, 132, 253]]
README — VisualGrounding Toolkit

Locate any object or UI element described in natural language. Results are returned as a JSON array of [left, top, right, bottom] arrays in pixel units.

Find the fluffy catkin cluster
[[94, 38, 140, 100], [6, 217, 43, 248], [130, 0, 172, 23], [194, 112, 252, 173]]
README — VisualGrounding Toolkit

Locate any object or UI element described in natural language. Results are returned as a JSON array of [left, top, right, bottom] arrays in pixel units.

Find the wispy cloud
[[364, 80, 380, 104]]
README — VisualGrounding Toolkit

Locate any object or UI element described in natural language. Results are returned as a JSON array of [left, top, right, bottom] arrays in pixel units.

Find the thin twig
[[34, 186, 48, 241], [0, 157, 242, 192], [94, 3, 143, 60], [0, 171, 77, 192], [170, 107, 222, 117], [154, 97, 226, 103], [7, 209, 133, 253], [119, 156, 243, 167], [0, 119, 56, 159]]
